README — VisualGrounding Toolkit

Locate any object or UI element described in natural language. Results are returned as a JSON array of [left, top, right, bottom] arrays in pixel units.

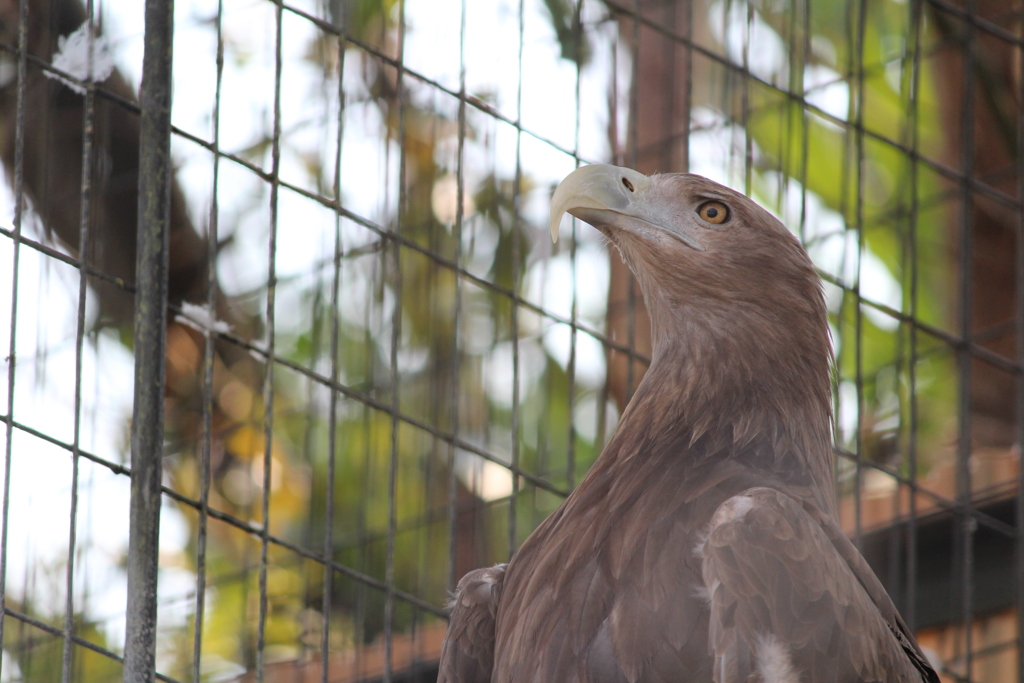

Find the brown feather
[[439, 169, 939, 683]]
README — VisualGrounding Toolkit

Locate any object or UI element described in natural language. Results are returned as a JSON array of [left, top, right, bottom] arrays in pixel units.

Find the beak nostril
[[622, 178, 635, 192]]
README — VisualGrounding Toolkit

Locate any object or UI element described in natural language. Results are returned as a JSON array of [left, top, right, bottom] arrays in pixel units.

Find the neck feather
[[601, 293, 837, 517]]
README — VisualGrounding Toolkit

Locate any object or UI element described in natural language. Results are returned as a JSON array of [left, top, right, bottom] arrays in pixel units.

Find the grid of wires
[[0, 0, 1022, 681]]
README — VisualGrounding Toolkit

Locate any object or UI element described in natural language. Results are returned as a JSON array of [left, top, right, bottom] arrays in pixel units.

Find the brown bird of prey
[[438, 164, 940, 683]]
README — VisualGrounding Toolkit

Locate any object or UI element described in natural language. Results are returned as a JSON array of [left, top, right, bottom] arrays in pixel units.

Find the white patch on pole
[[46, 22, 115, 94], [177, 302, 234, 336]]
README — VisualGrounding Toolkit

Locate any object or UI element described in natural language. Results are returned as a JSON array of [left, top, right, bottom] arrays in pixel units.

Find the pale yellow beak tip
[[549, 163, 649, 246]]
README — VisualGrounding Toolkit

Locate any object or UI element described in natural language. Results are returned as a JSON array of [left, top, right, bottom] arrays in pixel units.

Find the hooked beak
[[549, 164, 704, 251]]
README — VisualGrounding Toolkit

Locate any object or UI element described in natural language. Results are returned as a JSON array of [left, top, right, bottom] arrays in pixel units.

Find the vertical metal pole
[[321, 25, 348, 683], [852, 0, 868, 549], [448, 0, 468, 586], [385, 1, 408, 675], [564, 0, 582, 496], [124, 0, 174, 680], [64, 3, 99, 680], [904, 0, 924, 634], [625, 0, 639, 405], [507, 0, 524, 561], [256, 1, 283, 679], [0, 0, 28, 676], [1015, 7, 1024, 682], [192, 2, 224, 678], [957, 3, 978, 678]]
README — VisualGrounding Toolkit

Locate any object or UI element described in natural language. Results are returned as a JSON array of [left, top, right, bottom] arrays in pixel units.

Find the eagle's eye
[[698, 201, 729, 224]]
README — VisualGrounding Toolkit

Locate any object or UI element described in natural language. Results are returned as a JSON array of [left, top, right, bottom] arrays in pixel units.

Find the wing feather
[[702, 488, 939, 683], [438, 564, 506, 683]]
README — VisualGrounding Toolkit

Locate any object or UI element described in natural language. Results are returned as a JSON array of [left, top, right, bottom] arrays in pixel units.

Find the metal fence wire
[[0, 0, 1021, 680]]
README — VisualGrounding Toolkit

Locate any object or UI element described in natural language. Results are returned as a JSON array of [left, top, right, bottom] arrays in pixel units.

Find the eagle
[[438, 164, 940, 683]]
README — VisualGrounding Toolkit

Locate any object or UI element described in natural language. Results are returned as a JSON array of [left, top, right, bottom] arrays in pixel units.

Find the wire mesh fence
[[0, 0, 1021, 681]]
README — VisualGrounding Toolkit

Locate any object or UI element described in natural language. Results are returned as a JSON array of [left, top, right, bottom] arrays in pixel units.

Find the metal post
[[124, 0, 173, 681]]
